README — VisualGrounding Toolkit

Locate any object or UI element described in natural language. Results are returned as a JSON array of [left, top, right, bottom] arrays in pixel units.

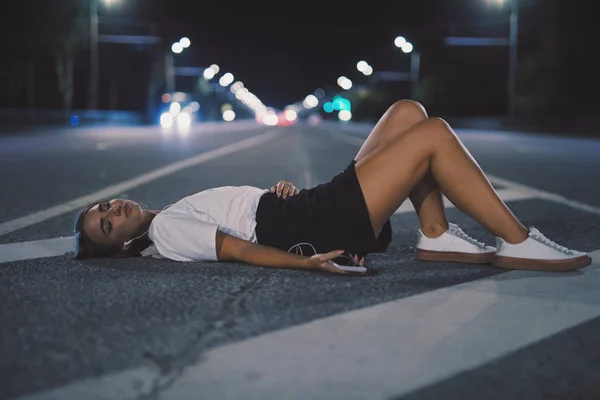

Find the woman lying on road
[[73, 99, 592, 274]]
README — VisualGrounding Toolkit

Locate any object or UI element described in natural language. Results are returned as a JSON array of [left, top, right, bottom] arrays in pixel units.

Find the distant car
[[277, 109, 298, 126], [159, 92, 201, 130], [256, 109, 279, 126], [255, 108, 298, 127]]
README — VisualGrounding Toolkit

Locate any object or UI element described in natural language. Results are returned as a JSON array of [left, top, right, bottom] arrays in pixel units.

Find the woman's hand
[[306, 250, 364, 274], [270, 180, 300, 199]]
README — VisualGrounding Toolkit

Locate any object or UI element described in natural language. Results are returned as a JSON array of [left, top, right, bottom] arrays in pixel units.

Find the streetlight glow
[[394, 36, 406, 48], [180, 37, 191, 48], [357, 60, 369, 72], [401, 42, 414, 53], [171, 42, 183, 53], [337, 76, 352, 90], [219, 72, 234, 87], [303, 94, 319, 109], [102, 0, 121, 7], [357, 60, 373, 76], [203, 68, 215, 80]]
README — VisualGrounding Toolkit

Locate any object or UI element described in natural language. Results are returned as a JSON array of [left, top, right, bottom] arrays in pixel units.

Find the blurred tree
[[49, 8, 89, 117], [515, 0, 561, 114], [0, 1, 90, 111]]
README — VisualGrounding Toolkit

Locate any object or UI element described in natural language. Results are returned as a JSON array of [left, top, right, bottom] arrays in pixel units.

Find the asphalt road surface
[[1, 120, 600, 400]]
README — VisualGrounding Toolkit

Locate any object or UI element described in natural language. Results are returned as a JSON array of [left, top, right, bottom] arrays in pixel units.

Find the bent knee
[[423, 117, 457, 140], [387, 99, 428, 120]]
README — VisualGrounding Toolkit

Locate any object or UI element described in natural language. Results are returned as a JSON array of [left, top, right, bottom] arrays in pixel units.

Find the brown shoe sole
[[493, 255, 592, 272], [415, 249, 495, 264]]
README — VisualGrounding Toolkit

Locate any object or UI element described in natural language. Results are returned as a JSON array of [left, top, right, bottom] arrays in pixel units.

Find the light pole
[[90, 0, 123, 110], [166, 37, 191, 93], [90, 0, 99, 110], [394, 36, 420, 99], [483, 0, 519, 119], [337, 76, 353, 90], [507, 0, 519, 120]]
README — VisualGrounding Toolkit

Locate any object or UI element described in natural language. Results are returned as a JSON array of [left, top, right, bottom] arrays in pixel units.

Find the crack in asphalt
[[134, 268, 269, 400]]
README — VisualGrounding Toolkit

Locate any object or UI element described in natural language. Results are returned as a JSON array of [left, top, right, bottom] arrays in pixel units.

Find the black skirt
[[255, 160, 392, 260]]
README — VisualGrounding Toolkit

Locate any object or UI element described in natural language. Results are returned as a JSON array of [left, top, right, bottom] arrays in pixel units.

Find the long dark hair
[[72, 201, 152, 259]]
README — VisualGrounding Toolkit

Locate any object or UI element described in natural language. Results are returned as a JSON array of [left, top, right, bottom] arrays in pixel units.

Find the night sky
[[1, 0, 597, 115]]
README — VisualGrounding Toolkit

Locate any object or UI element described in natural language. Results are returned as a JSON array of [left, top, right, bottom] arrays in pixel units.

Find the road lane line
[[0, 129, 283, 237], [331, 131, 600, 216], [1, 187, 537, 264], [303, 168, 312, 189], [0, 237, 73, 263], [483, 174, 600, 216], [394, 187, 536, 214], [18, 250, 600, 400], [17, 362, 161, 400]]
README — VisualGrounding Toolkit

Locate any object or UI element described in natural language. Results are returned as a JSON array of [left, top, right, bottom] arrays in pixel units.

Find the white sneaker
[[494, 227, 592, 271], [416, 223, 496, 264]]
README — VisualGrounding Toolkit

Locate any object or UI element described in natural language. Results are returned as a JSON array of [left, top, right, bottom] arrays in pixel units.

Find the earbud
[[122, 207, 164, 248]]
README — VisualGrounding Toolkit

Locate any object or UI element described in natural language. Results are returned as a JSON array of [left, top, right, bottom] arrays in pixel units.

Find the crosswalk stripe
[[19, 250, 600, 400], [148, 250, 600, 400], [0, 236, 73, 264]]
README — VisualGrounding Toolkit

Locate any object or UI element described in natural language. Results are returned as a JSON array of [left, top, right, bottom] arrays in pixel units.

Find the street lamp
[[481, 0, 519, 119], [203, 64, 220, 80], [180, 37, 191, 48], [166, 37, 192, 93], [219, 72, 235, 87], [356, 60, 373, 76], [337, 76, 352, 90], [504, 0, 519, 120], [394, 36, 420, 99], [90, 0, 125, 110]]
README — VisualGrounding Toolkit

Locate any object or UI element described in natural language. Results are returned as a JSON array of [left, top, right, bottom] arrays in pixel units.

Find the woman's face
[[82, 199, 145, 248]]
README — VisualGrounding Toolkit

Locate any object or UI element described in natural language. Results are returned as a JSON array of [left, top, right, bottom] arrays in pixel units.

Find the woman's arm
[[215, 230, 346, 273]]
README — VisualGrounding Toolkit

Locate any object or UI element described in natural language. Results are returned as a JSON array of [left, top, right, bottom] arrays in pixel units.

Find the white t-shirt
[[142, 186, 268, 262]]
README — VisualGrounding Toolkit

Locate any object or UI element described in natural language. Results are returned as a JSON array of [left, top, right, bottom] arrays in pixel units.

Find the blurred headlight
[[160, 112, 174, 128], [177, 112, 192, 129]]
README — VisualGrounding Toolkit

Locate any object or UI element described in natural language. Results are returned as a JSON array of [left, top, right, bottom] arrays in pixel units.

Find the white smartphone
[[332, 262, 367, 273]]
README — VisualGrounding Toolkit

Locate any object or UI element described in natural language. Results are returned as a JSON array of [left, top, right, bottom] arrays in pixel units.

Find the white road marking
[[0, 129, 282, 237], [18, 362, 161, 400], [303, 168, 312, 190], [95, 142, 109, 151], [332, 131, 600, 216], [0, 237, 73, 263], [513, 144, 542, 153], [394, 187, 536, 214], [19, 250, 600, 400], [484, 174, 600, 216]]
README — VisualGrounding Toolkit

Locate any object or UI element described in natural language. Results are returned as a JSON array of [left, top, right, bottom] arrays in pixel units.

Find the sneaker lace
[[451, 226, 488, 249], [530, 230, 572, 254]]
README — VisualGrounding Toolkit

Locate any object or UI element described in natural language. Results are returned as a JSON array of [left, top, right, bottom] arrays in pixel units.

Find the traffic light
[[332, 95, 351, 111], [323, 102, 334, 113]]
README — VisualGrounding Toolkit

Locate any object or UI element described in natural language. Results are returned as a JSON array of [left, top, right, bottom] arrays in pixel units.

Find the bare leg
[[354, 100, 449, 237], [355, 117, 529, 244]]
